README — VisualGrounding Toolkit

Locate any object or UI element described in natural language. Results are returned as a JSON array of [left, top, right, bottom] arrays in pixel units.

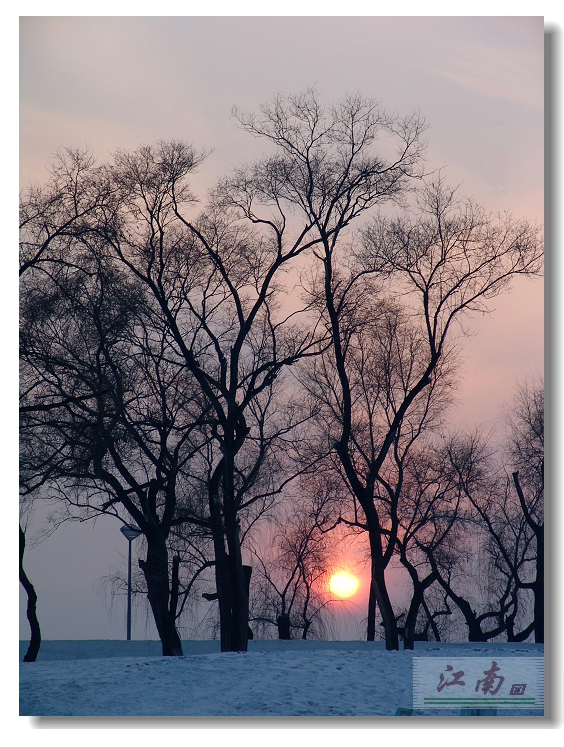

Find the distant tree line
[[20, 90, 543, 657]]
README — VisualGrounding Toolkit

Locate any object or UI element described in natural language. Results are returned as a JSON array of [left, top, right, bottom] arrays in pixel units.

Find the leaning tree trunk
[[424, 547, 486, 642], [19, 525, 41, 662], [138, 531, 183, 656], [421, 597, 444, 642]]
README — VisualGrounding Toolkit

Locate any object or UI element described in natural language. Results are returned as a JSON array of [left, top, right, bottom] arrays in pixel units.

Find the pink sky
[[18, 15, 544, 640]]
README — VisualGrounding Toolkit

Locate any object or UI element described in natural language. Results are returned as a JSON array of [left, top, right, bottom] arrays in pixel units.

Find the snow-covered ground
[[19, 639, 544, 717]]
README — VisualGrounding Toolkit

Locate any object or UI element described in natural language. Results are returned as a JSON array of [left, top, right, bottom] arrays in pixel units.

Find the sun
[[329, 571, 359, 598]]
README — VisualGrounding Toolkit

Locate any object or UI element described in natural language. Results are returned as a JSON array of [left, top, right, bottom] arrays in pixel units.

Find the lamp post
[[120, 524, 142, 640]]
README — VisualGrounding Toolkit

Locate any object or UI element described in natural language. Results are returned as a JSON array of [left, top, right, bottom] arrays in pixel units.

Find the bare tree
[[318, 177, 541, 649], [507, 379, 544, 641], [20, 138, 325, 653], [19, 151, 121, 660], [392, 438, 465, 648], [417, 428, 541, 643], [20, 93, 542, 655], [227, 89, 428, 650], [20, 229, 217, 654], [299, 291, 455, 649], [231, 97, 540, 650], [19, 147, 116, 277], [249, 493, 336, 640], [19, 524, 41, 662], [457, 381, 544, 643], [374, 383, 543, 649]]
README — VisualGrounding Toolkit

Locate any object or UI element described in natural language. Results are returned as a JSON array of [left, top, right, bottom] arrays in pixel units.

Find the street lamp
[[120, 524, 142, 640]]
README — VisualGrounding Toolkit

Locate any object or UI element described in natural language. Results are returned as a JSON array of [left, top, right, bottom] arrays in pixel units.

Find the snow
[[19, 639, 544, 718]]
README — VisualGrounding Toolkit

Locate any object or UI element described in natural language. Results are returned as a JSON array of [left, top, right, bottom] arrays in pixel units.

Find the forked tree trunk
[[138, 533, 183, 656], [402, 568, 437, 650], [19, 525, 41, 662], [210, 522, 249, 652]]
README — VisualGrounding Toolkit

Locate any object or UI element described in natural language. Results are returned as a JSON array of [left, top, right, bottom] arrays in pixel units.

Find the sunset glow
[[329, 571, 359, 598]]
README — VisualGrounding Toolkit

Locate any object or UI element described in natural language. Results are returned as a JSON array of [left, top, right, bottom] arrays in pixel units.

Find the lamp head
[[120, 524, 142, 542]]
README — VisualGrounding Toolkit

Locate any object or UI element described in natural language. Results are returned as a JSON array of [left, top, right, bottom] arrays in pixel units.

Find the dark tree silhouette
[[413, 424, 542, 644], [249, 495, 335, 640], [231, 98, 541, 651], [323, 178, 541, 649], [20, 139, 323, 653], [19, 525, 41, 662], [20, 94, 542, 655], [300, 294, 455, 649], [20, 238, 212, 655], [392, 439, 465, 649], [507, 380, 544, 642], [228, 89, 428, 650]]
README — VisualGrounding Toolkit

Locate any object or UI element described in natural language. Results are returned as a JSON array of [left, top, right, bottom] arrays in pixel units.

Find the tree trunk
[[373, 570, 399, 650], [424, 548, 486, 642], [421, 597, 443, 642], [512, 472, 544, 643], [170, 554, 181, 633], [213, 551, 233, 651], [403, 586, 423, 651], [368, 529, 399, 650], [277, 613, 291, 639], [243, 565, 254, 640], [138, 532, 183, 656], [401, 565, 437, 650], [367, 578, 377, 641], [210, 520, 249, 652], [224, 516, 249, 652], [534, 524, 544, 643], [456, 601, 485, 641], [214, 418, 250, 653], [208, 472, 234, 652], [19, 525, 41, 662]]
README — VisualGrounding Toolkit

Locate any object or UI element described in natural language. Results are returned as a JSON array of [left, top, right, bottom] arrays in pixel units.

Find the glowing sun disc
[[329, 571, 359, 598]]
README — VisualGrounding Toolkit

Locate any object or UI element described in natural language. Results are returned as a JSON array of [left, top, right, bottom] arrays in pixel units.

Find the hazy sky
[[18, 14, 545, 641]]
